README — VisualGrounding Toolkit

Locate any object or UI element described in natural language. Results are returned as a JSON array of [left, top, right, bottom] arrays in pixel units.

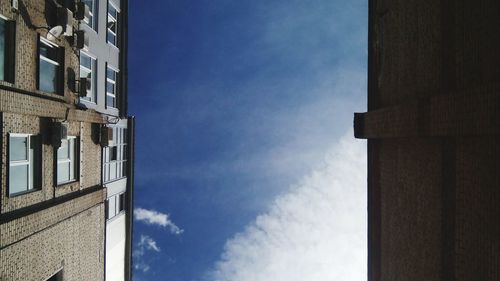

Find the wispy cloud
[[134, 208, 184, 235], [134, 235, 162, 273], [206, 130, 366, 281]]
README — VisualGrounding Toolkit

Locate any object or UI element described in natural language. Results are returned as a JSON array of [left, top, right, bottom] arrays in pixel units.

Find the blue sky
[[129, 1, 367, 280]]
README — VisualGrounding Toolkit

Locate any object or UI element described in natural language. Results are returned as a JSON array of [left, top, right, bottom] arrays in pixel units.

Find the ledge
[[354, 91, 500, 139]]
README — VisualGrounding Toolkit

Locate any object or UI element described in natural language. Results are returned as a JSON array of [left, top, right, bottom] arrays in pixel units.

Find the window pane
[[110, 162, 117, 179], [40, 42, 58, 61], [106, 81, 115, 94], [106, 68, 116, 80], [58, 139, 69, 160], [10, 165, 28, 194], [80, 53, 92, 69], [107, 95, 115, 107], [39, 59, 58, 93], [10, 136, 28, 161], [0, 18, 5, 81], [107, 30, 116, 45], [58, 162, 70, 183], [108, 196, 116, 219], [108, 5, 118, 19]]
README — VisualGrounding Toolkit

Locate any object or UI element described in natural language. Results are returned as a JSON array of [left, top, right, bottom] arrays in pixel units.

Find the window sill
[[80, 98, 97, 105], [0, 84, 65, 103], [106, 210, 126, 223], [56, 180, 79, 188], [107, 42, 120, 51], [8, 188, 42, 198], [103, 176, 127, 185]]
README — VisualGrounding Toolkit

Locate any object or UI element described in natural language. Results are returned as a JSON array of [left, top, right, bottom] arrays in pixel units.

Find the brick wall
[[0, 203, 105, 281], [0, 2, 109, 280]]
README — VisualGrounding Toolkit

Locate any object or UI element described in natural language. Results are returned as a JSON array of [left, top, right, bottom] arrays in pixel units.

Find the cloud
[[140, 235, 161, 252], [206, 130, 366, 281], [134, 208, 184, 235], [133, 235, 162, 273]]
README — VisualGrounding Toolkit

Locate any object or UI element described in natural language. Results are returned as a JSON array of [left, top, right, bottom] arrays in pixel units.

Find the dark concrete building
[[355, 1, 499, 280]]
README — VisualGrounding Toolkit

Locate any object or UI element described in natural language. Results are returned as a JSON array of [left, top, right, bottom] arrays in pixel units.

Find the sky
[[128, 1, 367, 280]]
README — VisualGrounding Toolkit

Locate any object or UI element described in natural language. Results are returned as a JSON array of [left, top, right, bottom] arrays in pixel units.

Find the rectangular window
[[119, 193, 125, 212], [9, 134, 41, 195], [79, 52, 97, 102], [83, 0, 98, 31], [106, 66, 117, 108], [106, 193, 126, 220], [57, 137, 78, 185], [106, 196, 116, 219], [38, 38, 62, 94], [107, 2, 118, 46], [0, 17, 16, 83], [103, 127, 127, 183]]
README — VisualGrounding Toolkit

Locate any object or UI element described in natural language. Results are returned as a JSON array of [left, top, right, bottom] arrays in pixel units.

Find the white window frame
[[103, 127, 127, 183], [106, 66, 118, 108], [83, 0, 97, 30], [79, 51, 97, 102], [9, 133, 37, 195], [57, 136, 78, 185], [106, 192, 126, 221], [107, 2, 118, 46], [39, 37, 61, 93]]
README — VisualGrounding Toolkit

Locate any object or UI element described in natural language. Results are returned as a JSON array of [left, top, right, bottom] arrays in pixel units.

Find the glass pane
[[107, 30, 116, 45], [108, 5, 118, 19], [39, 59, 58, 93], [106, 81, 114, 94], [106, 68, 115, 80], [0, 18, 5, 81], [83, 0, 93, 13], [122, 161, 127, 176], [10, 136, 28, 161], [80, 53, 92, 69], [40, 42, 58, 61], [10, 165, 28, 194], [110, 162, 117, 180], [108, 196, 116, 219], [107, 95, 115, 107], [58, 162, 70, 183], [58, 139, 69, 160]]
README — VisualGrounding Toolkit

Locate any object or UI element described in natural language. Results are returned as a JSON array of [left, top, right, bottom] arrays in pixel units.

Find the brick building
[[0, 1, 133, 280], [355, 0, 499, 280]]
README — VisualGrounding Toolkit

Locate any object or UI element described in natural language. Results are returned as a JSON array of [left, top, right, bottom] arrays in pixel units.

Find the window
[[0, 16, 15, 83], [106, 66, 117, 108], [79, 52, 97, 102], [107, 2, 118, 46], [38, 37, 63, 94], [82, 0, 98, 30], [57, 137, 78, 185], [103, 127, 127, 183], [9, 134, 41, 195], [106, 192, 126, 220]]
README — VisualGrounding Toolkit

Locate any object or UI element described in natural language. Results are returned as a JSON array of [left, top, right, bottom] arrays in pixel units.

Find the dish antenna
[[47, 25, 63, 43]]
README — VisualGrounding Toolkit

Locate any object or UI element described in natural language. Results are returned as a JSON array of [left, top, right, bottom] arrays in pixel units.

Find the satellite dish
[[47, 26, 63, 42]]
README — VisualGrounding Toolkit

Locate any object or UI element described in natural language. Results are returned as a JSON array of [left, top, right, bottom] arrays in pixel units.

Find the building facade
[[355, 1, 499, 281], [0, 1, 133, 280]]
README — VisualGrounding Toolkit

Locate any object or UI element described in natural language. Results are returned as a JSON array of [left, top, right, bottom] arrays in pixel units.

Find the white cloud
[[133, 235, 161, 273], [134, 208, 184, 235], [140, 235, 161, 252], [206, 130, 366, 281]]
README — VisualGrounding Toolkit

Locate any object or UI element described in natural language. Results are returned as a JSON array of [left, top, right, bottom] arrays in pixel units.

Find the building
[[0, 1, 133, 280], [355, 1, 499, 281]]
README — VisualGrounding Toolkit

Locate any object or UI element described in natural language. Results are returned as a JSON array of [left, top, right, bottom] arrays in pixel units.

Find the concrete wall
[[357, 1, 500, 280]]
